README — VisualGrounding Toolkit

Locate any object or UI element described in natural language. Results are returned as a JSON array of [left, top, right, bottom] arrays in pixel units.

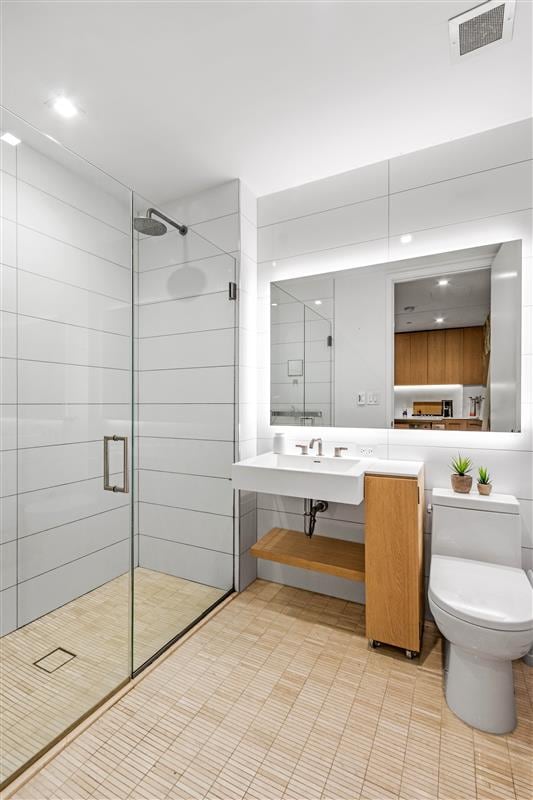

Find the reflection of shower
[[134, 207, 188, 237]]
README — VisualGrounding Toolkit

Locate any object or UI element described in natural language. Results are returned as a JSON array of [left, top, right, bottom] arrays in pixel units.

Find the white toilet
[[429, 488, 533, 734]]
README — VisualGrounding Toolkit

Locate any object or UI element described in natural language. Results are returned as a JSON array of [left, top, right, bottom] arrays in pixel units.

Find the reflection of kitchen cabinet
[[427, 330, 446, 384], [445, 328, 463, 384], [395, 326, 484, 386], [410, 332, 427, 384], [463, 326, 485, 385], [394, 333, 411, 385]]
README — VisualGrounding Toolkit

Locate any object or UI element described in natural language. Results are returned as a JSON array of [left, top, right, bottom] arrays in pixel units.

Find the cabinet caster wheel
[[405, 649, 417, 660], [369, 640, 381, 649]]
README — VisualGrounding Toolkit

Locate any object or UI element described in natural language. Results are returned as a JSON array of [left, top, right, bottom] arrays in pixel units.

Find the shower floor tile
[[0, 568, 226, 786], [9, 580, 532, 800]]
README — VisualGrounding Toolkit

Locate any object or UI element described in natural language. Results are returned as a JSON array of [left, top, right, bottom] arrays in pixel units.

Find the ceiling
[[395, 268, 492, 332], [2, 1, 532, 202]]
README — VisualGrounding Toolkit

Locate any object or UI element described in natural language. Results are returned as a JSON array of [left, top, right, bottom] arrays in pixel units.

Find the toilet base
[[445, 641, 517, 734]]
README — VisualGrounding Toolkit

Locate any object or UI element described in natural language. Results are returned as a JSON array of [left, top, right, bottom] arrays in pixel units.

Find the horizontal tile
[[139, 292, 234, 338], [18, 180, 130, 267], [0, 450, 16, 497], [0, 217, 16, 267], [257, 560, 365, 604], [19, 316, 130, 369], [18, 539, 129, 627], [136, 403, 234, 441], [1, 169, 16, 221], [0, 586, 16, 636], [18, 270, 130, 335], [0, 142, 16, 177], [18, 142, 130, 234], [162, 179, 239, 226], [390, 119, 533, 193], [18, 440, 125, 493], [0, 264, 16, 312], [0, 311, 16, 358], [138, 253, 235, 304], [139, 469, 233, 516], [18, 506, 129, 581], [18, 225, 131, 300], [258, 197, 388, 262], [0, 495, 16, 544], [0, 539, 16, 590], [0, 403, 16, 450], [19, 361, 130, 404], [259, 161, 388, 227], [238, 509, 257, 554], [139, 502, 233, 554], [18, 403, 130, 448], [257, 508, 364, 543], [139, 328, 234, 371], [389, 161, 533, 237], [138, 536, 233, 590], [138, 365, 234, 404], [138, 221, 234, 272], [138, 437, 233, 479], [237, 548, 257, 590], [18, 475, 128, 537]]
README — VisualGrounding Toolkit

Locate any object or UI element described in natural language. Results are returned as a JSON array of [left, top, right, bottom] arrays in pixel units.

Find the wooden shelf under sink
[[251, 528, 365, 582]]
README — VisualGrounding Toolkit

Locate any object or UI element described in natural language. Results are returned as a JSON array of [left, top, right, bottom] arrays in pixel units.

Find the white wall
[[256, 117, 533, 603], [0, 139, 132, 635], [490, 240, 522, 431]]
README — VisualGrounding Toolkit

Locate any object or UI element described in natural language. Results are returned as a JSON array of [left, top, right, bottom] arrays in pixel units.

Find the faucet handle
[[296, 444, 309, 455], [334, 446, 348, 457]]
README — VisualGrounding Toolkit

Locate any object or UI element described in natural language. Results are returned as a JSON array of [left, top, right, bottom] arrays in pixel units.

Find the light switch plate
[[357, 392, 366, 405]]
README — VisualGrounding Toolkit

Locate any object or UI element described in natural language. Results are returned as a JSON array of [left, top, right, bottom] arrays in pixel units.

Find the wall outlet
[[359, 446, 374, 457], [367, 391, 380, 405]]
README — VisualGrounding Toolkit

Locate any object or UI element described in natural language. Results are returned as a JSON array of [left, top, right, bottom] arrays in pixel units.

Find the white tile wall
[[0, 140, 132, 635], [256, 118, 533, 603]]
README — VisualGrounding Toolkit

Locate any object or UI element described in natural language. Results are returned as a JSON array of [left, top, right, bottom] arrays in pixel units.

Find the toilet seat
[[429, 555, 533, 632]]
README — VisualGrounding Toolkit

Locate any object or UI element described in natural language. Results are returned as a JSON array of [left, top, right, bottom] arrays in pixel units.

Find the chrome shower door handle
[[103, 435, 129, 493]]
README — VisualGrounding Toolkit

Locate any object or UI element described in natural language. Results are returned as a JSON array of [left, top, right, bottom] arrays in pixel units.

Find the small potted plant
[[477, 466, 492, 496], [450, 454, 473, 493]]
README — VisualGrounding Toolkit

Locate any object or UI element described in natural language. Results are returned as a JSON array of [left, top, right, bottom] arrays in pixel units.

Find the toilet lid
[[429, 556, 533, 631]]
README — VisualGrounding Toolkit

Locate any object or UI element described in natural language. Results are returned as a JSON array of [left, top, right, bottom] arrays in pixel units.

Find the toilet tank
[[431, 489, 521, 567]]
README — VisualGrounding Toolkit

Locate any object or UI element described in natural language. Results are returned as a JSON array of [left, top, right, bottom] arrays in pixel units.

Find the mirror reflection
[[270, 241, 522, 432]]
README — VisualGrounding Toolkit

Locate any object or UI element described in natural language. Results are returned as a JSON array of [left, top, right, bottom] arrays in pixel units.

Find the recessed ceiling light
[[53, 96, 78, 118], [400, 233, 412, 244], [271, 302, 278, 307], [272, 261, 277, 267], [0, 132, 21, 146], [314, 300, 322, 305], [435, 317, 445, 324], [437, 279, 449, 286], [495, 271, 518, 279]]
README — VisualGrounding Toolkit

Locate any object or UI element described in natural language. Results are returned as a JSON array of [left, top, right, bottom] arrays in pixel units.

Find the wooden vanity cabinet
[[364, 473, 424, 655]]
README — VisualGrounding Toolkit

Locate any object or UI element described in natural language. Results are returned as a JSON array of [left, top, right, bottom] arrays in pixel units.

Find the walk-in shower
[[0, 107, 236, 789], [133, 206, 188, 236]]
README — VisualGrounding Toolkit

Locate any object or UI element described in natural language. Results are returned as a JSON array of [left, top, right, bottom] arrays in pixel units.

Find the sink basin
[[232, 451, 365, 505]]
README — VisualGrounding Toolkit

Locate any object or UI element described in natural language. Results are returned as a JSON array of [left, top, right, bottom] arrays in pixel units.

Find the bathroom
[[0, 2, 532, 798]]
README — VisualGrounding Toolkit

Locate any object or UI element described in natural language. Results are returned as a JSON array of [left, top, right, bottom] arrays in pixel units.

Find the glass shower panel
[[270, 283, 305, 425], [132, 192, 236, 671], [0, 109, 133, 787], [304, 304, 333, 426]]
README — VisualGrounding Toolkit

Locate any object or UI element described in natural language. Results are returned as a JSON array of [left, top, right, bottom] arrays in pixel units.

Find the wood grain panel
[[462, 326, 484, 385], [445, 328, 464, 384], [409, 332, 428, 384], [364, 475, 423, 653], [427, 330, 446, 384], [251, 528, 365, 581], [394, 333, 411, 385]]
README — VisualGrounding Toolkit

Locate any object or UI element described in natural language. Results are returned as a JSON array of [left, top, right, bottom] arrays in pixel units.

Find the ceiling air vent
[[449, 0, 516, 61]]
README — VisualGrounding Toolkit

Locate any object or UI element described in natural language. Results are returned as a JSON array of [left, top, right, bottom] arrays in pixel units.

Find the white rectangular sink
[[232, 451, 365, 505]]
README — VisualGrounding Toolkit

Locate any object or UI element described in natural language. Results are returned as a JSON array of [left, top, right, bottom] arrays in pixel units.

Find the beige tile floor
[[0, 569, 226, 785], [8, 580, 532, 800]]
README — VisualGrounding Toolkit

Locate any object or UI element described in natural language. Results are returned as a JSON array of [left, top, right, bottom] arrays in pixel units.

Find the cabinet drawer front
[[364, 475, 422, 652]]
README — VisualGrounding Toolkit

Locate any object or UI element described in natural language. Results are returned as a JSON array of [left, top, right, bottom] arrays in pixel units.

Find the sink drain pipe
[[304, 499, 329, 538]]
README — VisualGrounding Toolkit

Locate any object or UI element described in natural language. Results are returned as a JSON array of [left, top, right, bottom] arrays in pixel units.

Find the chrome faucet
[[309, 438, 323, 456]]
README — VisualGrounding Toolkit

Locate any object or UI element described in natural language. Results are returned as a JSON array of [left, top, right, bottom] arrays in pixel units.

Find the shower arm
[[146, 207, 188, 236]]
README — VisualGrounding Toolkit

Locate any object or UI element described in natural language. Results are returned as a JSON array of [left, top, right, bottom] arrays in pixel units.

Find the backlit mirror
[[270, 241, 522, 432]]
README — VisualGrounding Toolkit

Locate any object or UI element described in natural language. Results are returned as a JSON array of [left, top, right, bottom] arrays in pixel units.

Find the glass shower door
[[0, 109, 133, 787], [132, 192, 236, 671]]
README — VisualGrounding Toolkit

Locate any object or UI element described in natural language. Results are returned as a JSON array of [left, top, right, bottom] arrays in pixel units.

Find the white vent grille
[[449, 1, 515, 61]]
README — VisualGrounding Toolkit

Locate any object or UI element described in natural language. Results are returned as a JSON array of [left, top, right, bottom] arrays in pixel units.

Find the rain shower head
[[134, 207, 188, 237]]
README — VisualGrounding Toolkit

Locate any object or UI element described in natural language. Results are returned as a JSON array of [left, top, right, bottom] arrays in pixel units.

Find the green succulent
[[450, 454, 472, 476], [478, 466, 491, 485]]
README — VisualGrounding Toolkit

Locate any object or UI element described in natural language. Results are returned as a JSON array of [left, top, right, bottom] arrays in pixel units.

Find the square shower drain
[[33, 647, 76, 673]]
